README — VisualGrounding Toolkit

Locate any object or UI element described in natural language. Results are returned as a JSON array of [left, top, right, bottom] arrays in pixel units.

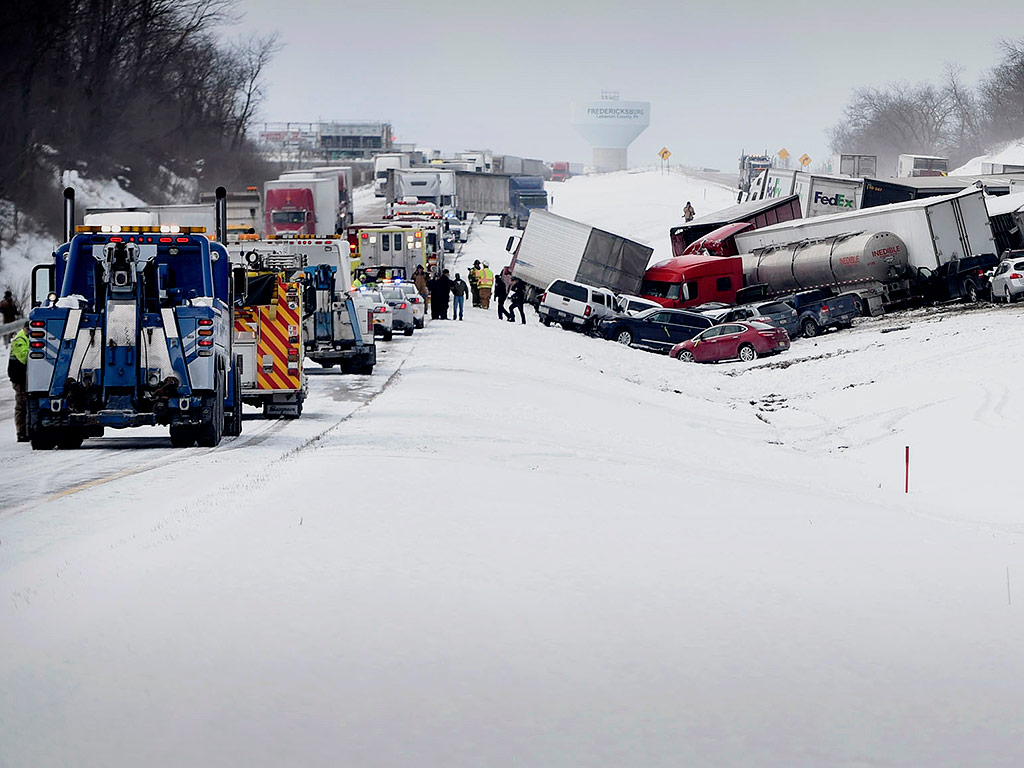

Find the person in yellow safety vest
[[477, 261, 494, 309], [8, 322, 29, 442]]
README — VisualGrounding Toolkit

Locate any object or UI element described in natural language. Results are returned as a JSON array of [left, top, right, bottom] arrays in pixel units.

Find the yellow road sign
[[658, 147, 671, 160], [778, 148, 790, 160], [798, 153, 811, 167]]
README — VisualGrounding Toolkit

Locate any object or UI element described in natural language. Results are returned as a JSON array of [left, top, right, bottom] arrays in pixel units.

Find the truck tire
[[56, 429, 84, 450], [404, 327, 413, 336], [738, 343, 757, 362], [541, 316, 552, 327], [801, 318, 820, 338], [196, 369, 225, 448], [224, 362, 243, 437], [383, 329, 393, 341], [30, 428, 57, 451], [357, 364, 374, 375], [169, 425, 196, 448]]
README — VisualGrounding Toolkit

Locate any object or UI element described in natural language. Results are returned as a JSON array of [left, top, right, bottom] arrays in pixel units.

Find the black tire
[[541, 316, 552, 327], [836, 320, 853, 330], [30, 429, 57, 451], [56, 429, 84, 450], [415, 319, 424, 329], [1005, 286, 1014, 304], [319, 361, 336, 369], [196, 368, 225, 448], [383, 329, 393, 341], [676, 349, 694, 362], [801, 318, 820, 338], [738, 343, 758, 362], [357, 364, 374, 375], [224, 361, 243, 437], [403, 327, 413, 336], [853, 296, 867, 316], [169, 425, 196, 448], [615, 329, 633, 346], [560, 321, 574, 331], [965, 280, 979, 303]]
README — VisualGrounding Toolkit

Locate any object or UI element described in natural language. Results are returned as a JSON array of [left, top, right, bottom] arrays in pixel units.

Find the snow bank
[[952, 137, 1024, 175], [547, 168, 737, 265]]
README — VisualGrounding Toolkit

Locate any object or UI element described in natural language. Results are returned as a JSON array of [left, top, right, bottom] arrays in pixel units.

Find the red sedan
[[670, 321, 790, 363]]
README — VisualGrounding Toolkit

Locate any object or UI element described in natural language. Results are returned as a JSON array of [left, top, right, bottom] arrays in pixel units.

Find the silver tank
[[742, 231, 909, 294]]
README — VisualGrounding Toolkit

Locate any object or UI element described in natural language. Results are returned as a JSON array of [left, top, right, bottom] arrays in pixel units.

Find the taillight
[[198, 339, 213, 347], [30, 341, 44, 349], [540, 292, 546, 303], [820, 304, 829, 312], [30, 320, 45, 328], [1012, 273, 1023, 279], [399, 302, 407, 310], [978, 269, 985, 276], [375, 306, 387, 313], [584, 305, 592, 317], [198, 318, 214, 326]]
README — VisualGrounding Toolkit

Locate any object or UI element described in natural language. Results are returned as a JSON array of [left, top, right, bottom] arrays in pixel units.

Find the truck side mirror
[[31, 263, 55, 307]]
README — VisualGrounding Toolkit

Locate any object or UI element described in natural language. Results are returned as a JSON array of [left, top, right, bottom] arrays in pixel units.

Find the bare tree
[[979, 39, 1024, 143]]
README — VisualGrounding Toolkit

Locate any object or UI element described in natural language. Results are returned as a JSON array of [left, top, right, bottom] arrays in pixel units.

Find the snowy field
[[3, 171, 1024, 767]]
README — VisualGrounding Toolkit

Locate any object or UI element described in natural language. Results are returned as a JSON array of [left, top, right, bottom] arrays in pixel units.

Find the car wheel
[[801, 318, 820, 338], [1006, 286, 1014, 304], [965, 280, 979, 303], [852, 296, 866, 316], [404, 328, 413, 336], [677, 349, 694, 362], [541, 316, 552, 327], [615, 329, 633, 346], [738, 343, 757, 362], [560, 322, 574, 331]]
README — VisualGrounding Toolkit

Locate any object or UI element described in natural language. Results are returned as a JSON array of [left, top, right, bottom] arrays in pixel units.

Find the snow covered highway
[[3, 171, 1024, 767]]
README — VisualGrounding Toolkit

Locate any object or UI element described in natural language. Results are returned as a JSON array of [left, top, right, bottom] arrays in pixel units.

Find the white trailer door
[[954, 193, 997, 256], [513, 210, 592, 289], [925, 201, 963, 265]]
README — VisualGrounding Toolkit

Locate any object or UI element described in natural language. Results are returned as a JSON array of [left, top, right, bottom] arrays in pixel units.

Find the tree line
[[0, 0, 278, 231], [829, 40, 1024, 174]]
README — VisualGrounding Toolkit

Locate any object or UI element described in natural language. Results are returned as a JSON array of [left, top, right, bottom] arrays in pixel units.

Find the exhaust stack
[[215, 186, 227, 243], [63, 187, 76, 243]]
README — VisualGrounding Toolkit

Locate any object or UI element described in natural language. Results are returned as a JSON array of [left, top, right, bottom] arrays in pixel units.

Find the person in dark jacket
[[450, 273, 468, 320], [427, 271, 441, 320], [8, 322, 29, 442], [507, 278, 527, 324], [436, 269, 453, 319], [494, 268, 510, 320], [0, 290, 19, 324]]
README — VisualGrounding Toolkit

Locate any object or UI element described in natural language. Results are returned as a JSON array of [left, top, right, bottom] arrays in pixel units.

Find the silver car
[[380, 286, 416, 335], [990, 252, 1024, 303], [396, 281, 426, 328]]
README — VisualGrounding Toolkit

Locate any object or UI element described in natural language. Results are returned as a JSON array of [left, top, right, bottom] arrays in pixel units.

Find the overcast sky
[[234, 0, 1019, 172]]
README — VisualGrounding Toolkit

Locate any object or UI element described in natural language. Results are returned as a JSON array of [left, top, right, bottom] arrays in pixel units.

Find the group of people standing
[[410, 261, 528, 324]]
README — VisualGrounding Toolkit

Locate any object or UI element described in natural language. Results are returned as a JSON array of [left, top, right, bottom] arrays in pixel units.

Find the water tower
[[572, 91, 650, 172]]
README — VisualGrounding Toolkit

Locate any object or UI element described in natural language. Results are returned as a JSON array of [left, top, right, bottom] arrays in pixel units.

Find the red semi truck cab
[[551, 162, 570, 182], [264, 188, 315, 236], [640, 255, 744, 308]]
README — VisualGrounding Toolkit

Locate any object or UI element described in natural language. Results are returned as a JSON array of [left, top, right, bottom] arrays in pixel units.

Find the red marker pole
[[905, 446, 910, 494]]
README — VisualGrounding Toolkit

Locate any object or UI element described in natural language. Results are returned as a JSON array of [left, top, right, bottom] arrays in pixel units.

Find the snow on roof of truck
[[985, 191, 1024, 217]]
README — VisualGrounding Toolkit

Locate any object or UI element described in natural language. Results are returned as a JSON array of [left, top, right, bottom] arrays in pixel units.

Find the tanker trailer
[[742, 231, 909, 315]]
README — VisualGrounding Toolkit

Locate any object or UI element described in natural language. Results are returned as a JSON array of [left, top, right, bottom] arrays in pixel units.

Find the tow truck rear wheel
[[224, 361, 243, 438], [56, 429, 84, 450], [196, 369, 225, 448], [403, 328, 413, 336], [169, 425, 196, 448], [30, 428, 57, 451]]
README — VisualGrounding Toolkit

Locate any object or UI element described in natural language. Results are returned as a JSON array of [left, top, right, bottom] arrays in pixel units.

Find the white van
[[538, 279, 617, 331]]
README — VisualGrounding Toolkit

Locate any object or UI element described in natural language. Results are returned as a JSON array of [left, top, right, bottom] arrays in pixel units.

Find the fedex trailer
[[795, 174, 864, 218]]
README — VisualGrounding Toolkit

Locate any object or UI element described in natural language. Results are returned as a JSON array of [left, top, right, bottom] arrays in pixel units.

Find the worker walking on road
[[507, 278, 527, 324], [494, 267, 511, 320], [477, 261, 494, 309], [468, 260, 481, 307], [8, 322, 29, 442], [683, 201, 696, 221], [413, 265, 429, 303]]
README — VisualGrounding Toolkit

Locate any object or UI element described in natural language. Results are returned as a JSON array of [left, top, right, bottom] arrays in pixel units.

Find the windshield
[[518, 192, 548, 208], [271, 211, 307, 224], [640, 279, 681, 300]]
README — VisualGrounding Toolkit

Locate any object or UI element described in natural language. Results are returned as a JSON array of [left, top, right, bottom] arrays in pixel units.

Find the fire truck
[[232, 251, 307, 418]]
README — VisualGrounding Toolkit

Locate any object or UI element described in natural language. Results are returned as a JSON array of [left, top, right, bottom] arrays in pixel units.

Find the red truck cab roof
[[641, 255, 744, 308], [681, 222, 753, 257]]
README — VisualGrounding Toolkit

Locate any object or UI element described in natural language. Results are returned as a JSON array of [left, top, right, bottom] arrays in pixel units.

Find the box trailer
[[794, 174, 864, 218], [264, 177, 338, 237], [670, 195, 803, 255], [495, 155, 524, 175], [862, 178, 918, 208], [509, 210, 653, 300], [831, 154, 877, 177], [454, 172, 511, 218]]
